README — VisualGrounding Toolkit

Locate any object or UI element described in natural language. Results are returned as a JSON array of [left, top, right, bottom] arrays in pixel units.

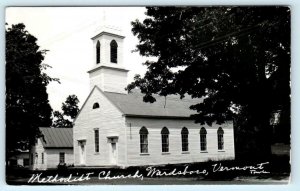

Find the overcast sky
[[6, 7, 150, 111]]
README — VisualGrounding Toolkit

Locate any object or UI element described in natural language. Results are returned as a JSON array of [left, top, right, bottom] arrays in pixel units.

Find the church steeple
[[88, 25, 129, 94]]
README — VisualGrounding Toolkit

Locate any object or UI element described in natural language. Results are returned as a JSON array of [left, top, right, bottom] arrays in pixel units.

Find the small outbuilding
[[29, 127, 74, 170]]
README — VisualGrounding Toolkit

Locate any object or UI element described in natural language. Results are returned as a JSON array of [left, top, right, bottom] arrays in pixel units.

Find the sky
[[5, 7, 150, 111]]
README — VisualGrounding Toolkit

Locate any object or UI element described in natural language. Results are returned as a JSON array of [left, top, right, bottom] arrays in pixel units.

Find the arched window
[[200, 127, 207, 151], [139, 127, 148, 153], [93, 102, 100, 109], [110, 40, 118, 63], [181, 127, 189, 152], [96, 41, 100, 64], [217, 127, 224, 150], [161, 127, 169, 153]]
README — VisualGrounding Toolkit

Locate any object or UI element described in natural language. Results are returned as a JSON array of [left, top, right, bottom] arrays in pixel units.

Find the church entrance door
[[78, 140, 86, 165], [110, 142, 117, 165], [107, 137, 118, 165]]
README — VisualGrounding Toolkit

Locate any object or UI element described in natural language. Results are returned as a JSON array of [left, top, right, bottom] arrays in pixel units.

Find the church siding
[[73, 88, 127, 167], [125, 117, 235, 166], [89, 68, 128, 94], [89, 68, 104, 91], [102, 68, 128, 94]]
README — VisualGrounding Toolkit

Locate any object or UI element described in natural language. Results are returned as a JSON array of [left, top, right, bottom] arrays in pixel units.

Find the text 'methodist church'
[[73, 25, 235, 168]]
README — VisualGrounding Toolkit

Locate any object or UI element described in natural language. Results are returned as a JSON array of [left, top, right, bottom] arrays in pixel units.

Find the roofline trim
[[123, 114, 192, 119], [91, 31, 125, 40], [43, 147, 73, 149], [74, 86, 126, 124], [95, 86, 126, 114], [87, 65, 129, 74], [73, 86, 98, 123]]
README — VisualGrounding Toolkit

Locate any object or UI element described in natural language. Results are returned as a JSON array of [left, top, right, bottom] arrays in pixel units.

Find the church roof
[[102, 89, 203, 119], [39, 127, 73, 148]]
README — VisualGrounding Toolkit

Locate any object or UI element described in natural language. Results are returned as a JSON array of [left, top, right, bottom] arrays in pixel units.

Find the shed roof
[[39, 127, 73, 148], [102, 89, 203, 118]]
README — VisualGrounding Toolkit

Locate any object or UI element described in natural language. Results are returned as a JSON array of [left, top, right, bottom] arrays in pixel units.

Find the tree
[[127, 7, 290, 157], [52, 95, 79, 128], [6, 23, 59, 158]]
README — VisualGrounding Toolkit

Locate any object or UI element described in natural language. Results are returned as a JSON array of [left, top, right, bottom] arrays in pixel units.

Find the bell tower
[[88, 25, 129, 94]]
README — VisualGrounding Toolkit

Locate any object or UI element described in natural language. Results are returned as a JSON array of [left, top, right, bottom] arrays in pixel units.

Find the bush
[[57, 163, 68, 173]]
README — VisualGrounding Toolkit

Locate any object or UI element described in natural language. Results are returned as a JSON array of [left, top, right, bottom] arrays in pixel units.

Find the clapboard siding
[[125, 117, 235, 166], [103, 69, 128, 94], [73, 87, 126, 166], [89, 68, 128, 94], [45, 149, 74, 169]]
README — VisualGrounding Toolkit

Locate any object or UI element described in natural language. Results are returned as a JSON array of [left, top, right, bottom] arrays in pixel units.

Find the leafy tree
[[127, 7, 290, 157], [6, 23, 59, 158], [52, 95, 79, 128]]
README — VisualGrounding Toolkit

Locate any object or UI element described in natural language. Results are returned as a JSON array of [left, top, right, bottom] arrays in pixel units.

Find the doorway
[[110, 142, 117, 164], [78, 140, 86, 165], [107, 137, 118, 165]]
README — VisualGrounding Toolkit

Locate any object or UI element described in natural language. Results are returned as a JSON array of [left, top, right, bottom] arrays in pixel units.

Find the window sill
[[140, 153, 150, 156], [182, 151, 190, 154], [161, 152, 170, 155], [218, 150, 225, 152], [94, 152, 100, 155], [200, 151, 208, 153]]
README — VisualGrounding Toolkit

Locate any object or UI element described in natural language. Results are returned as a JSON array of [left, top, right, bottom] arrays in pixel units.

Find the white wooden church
[[73, 26, 235, 168]]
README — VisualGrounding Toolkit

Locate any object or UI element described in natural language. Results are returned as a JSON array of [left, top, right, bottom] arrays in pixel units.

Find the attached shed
[[30, 127, 74, 170]]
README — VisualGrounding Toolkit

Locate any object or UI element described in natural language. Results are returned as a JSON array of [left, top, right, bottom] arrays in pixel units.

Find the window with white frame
[[139, 126, 149, 153], [41, 152, 44, 164], [161, 127, 169, 153], [96, 40, 100, 64], [94, 129, 99, 153], [181, 127, 189, 152], [59, 152, 65, 163]]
